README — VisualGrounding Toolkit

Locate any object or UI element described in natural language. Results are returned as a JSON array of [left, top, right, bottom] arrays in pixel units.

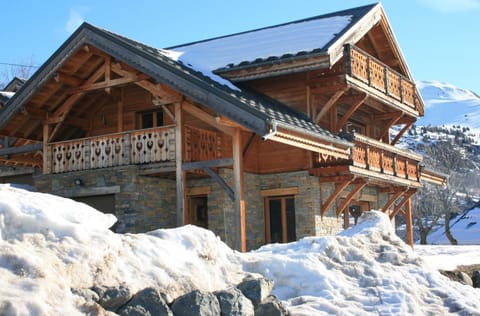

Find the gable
[[0, 23, 350, 152]]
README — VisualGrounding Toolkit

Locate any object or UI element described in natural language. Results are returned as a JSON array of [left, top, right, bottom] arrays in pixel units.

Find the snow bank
[[1, 185, 479, 315], [0, 184, 116, 241], [243, 211, 480, 315]]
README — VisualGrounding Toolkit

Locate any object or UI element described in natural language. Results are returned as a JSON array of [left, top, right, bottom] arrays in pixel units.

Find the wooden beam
[[0, 143, 42, 156], [182, 102, 235, 136], [104, 56, 111, 94], [161, 105, 175, 123], [378, 112, 403, 141], [42, 124, 50, 174], [111, 63, 182, 105], [53, 72, 83, 87], [315, 87, 348, 123], [404, 198, 414, 248], [117, 88, 124, 132], [336, 180, 367, 216], [175, 102, 185, 226], [381, 189, 405, 213], [390, 189, 417, 219], [182, 158, 233, 170], [66, 74, 149, 94], [391, 122, 413, 145], [317, 174, 354, 183], [321, 179, 353, 217], [335, 94, 368, 133], [202, 167, 235, 201], [233, 128, 246, 252]]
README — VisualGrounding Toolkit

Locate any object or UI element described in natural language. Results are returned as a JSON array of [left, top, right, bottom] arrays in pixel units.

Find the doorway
[[265, 195, 296, 244], [187, 195, 208, 229]]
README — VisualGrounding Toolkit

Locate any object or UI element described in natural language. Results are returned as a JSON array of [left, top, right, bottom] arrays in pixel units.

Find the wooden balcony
[[46, 125, 222, 174], [344, 44, 420, 113], [313, 132, 422, 186], [48, 126, 176, 174]]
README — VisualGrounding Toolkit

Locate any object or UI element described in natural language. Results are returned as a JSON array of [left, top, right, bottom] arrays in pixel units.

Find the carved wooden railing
[[350, 133, 422, 181], [49, 126, 175, 173], [184, 125, 221, 162], [345, 44, 417, 109]]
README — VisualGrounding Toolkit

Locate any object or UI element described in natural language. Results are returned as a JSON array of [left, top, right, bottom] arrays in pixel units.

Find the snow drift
[[0, 184, 479, 315]]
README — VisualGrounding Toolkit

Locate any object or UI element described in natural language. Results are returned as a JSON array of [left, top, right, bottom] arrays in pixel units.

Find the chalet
[[0, 4, 444, 251]]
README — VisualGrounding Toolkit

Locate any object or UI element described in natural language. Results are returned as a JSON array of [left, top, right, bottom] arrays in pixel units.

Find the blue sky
[[1, 0, 479, 93]]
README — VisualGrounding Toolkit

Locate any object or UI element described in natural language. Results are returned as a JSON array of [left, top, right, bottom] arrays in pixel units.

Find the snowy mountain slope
[[1, 184, 480, 315], [427, 205, 480, 245], [417, 81, 480, 143]]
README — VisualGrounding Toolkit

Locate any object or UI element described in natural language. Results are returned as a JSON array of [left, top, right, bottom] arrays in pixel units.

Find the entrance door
[[265, 196, 296, 244], [187, 195, 208, 229]]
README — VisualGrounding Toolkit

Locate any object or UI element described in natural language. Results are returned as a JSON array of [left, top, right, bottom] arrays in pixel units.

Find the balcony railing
[[48, 126, 175, 174], [46, 125, 222, 174], [350, 133, 422, 181], [317, 132, 422, 182], [345, 44, 418, 110]]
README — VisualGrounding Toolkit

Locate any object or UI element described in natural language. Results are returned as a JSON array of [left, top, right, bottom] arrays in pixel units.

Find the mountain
[[416, 81, 480, 143]]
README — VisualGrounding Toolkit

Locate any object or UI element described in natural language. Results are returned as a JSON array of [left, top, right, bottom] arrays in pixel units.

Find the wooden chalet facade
[[0, 4, 444, 251]]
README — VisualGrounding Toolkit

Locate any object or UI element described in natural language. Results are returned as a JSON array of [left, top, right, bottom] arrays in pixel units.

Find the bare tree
[[0, 57, 37, 89], [413, 141, 473, 244]]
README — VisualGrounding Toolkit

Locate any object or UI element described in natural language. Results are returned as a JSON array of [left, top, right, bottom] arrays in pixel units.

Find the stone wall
[[187, 169, 321, 250], [34, 166, 386, 251], [34, 165, 176, 233]]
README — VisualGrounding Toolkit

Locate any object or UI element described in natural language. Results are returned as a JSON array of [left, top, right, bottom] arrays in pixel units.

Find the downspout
[[261, 119, 277, 141]]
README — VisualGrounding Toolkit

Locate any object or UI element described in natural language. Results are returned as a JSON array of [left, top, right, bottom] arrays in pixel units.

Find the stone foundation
[[34, 166, 368, 251]]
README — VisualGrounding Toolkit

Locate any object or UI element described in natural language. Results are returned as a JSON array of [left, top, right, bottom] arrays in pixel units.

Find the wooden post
[[405, 198, 414, 248], [175, 102, 185, 227], [42, 123, 50, 174], [117, 88, 124, 132], [233, 128, 246, 252]]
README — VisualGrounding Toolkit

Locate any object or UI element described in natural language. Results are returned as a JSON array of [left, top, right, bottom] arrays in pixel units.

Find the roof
[[0, 22, 351, 149], [169, 4, 377, 75], [4, 77, 26, 92]]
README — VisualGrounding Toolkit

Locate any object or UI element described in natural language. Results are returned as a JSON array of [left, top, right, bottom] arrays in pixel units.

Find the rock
[[215, 286, 254, 316], [472, 270, 480, 288], [171, 289, 220, 316], [71, 287, 100, 305], [254, 295, 289, 316], [91, 285, 132, 312], [237, 277, 274, 307], [118, 287, 172, 316], [458, 271, 473, 286]]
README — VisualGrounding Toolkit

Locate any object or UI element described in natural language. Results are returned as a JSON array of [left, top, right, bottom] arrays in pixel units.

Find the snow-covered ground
[[1, 184, 479, 315]]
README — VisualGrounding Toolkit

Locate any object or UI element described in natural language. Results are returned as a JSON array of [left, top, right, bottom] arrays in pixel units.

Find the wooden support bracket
[[321, 178, 354, 217], [202, 167, 235, 201], [336, 179, 367, 216]]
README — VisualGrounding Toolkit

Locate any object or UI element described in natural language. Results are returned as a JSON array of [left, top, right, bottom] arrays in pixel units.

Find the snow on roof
[[2, 184, 480, 314], [169, 15, 352, 77], [0, 91, 14, 99]]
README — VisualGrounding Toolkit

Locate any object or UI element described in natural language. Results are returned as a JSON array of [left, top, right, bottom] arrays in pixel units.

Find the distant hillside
[[405, 81, 480, 244], [416, 81, 480, 144]]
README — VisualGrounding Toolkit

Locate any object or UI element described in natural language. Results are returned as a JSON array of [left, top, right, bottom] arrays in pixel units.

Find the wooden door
[[265, 196, 296, 243], [187, 195, 208, 229]]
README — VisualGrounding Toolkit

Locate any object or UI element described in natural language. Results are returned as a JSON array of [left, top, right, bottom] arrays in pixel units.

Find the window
[[137, 109, 164, 129], [265, 195, 296, 244]]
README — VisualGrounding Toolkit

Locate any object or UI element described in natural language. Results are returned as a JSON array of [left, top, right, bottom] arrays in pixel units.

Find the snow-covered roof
[[0, 91, 14, 107], [169, 4, 376, 74]]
